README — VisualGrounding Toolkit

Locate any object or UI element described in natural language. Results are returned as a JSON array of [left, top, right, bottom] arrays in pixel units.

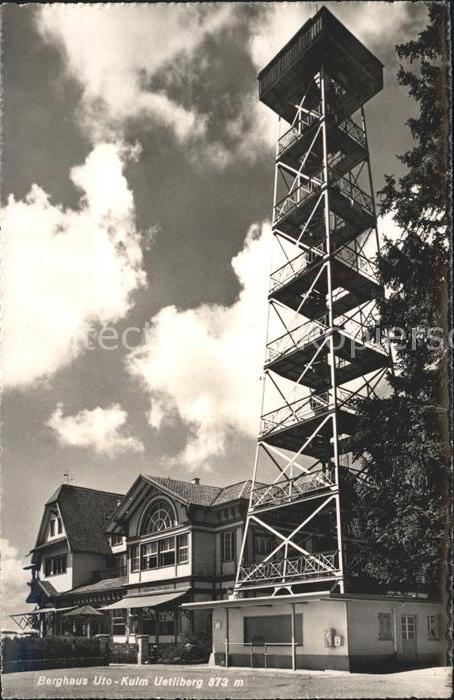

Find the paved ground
[[1, 664, 451, 699]]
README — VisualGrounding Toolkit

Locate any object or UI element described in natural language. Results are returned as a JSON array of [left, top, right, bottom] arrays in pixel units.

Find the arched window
[[140, 499, 176, 535]]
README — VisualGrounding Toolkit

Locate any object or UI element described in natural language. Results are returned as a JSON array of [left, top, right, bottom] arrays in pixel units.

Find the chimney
[[191, 477, 200, 486]]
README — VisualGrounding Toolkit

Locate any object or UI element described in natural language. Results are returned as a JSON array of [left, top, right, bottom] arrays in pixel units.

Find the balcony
[[238, 551, 340, 586], [250, 470, 335, 510]]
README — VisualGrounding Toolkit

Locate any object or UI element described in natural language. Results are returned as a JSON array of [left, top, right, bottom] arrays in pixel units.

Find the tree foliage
[[349, 2, 451, 595]]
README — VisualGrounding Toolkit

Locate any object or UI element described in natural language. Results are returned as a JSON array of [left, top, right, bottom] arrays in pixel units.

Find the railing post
[[291, 604, 297, 671], [250, 643, 253, 668], [264, 642, 267, 669]]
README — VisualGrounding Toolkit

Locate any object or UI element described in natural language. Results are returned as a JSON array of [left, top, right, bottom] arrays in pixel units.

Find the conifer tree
[[349, 2, 450, 595]]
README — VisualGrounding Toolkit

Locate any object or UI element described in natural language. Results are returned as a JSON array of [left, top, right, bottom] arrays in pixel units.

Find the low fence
[[1, 636, 108, 674], [110, 641, 138, 664]]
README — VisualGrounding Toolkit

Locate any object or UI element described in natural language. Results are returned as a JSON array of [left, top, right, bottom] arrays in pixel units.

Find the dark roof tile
[[145, 476, 221, 506], [145, 475, 259, 507], [46, 484, 124, 555], [62, 576, 127, 595]]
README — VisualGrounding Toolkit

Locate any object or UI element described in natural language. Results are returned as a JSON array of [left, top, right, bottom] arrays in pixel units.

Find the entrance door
[[401, 615, 417, 660]]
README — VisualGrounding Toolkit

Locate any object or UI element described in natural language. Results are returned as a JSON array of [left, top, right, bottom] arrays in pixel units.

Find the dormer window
[[49, 512, 62, 538], [140, 499, 176, 535]]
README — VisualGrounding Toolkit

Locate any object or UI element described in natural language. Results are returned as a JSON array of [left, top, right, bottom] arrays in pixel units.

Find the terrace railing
[[238, 551, 339, 584]]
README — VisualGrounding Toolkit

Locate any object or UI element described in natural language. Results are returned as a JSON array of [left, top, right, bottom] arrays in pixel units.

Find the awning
[[100, 589, 189, 611], [10, 607, 75, 617]]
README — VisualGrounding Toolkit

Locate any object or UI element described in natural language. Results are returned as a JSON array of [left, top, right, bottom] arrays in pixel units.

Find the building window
[[159, 537, 175, 567], [111, 534, 123, 546], [158, 611, 175, 636], [112, 609, 126, 635], [378, 613, 392, 641], [222, 531, 236, 562], [255, 535, 273, 556], [401, 615, 416, 640], [130, 545, 140, 572], [427, 615, 440, 641], [113, 553, 126, 575], [141, 542, 158, 570], [177, 534, 189, 564], [244, 614, 303, 645], [141, 499, 176, 535], [49, 514, 62, 537], [43, 555, 67, 577]]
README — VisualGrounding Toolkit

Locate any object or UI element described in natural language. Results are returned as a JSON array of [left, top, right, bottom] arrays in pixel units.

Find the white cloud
[[378, 211, 404, 243], [36, 4, 236, 145], [0, 538, 33, 622], [127, 223, 272, 469], [47, 403, 144, 456], [2, 142, 146, 388]]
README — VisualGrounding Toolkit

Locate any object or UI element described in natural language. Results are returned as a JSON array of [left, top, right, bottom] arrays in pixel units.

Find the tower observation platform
[[234, 7, 390, 598]]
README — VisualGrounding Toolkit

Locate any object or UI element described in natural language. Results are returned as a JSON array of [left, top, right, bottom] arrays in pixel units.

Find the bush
[[1, 636, 108, 673], [153, 634, 210, 665]]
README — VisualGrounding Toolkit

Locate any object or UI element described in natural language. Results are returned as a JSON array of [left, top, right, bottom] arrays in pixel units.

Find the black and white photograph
[[0, 2, 452, 698]]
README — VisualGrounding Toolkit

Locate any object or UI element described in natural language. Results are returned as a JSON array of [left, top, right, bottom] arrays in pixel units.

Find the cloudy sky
[[1, 1, 428, 617]]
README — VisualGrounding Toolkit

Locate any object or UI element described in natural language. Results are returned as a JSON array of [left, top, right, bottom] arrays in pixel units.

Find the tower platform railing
[[277, 110, 366, 161], [274, 173, 373, 228], [266, 317, 327, 363], [250, 469, 335, 510], [260, 385, 362, 439], [269, 239, 377, 295]]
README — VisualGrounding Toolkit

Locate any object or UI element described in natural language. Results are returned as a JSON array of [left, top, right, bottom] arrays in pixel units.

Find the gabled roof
[[211, 480, 255, 506], [144, 475, 221, 506], [106, 474, 266, 532], [26, 579, 58, 604], [144, 475, 257, 507], [36, 484, 124, 555]]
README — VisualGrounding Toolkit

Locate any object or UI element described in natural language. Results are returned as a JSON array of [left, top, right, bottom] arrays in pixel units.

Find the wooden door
[[401, 615, 417, 660]]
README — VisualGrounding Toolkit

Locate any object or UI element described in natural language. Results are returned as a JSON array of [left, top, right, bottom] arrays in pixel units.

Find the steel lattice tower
[[235, 7, 390, 598]]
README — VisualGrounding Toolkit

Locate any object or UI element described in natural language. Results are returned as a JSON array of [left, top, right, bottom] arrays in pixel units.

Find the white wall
[[213, 599, 349, 658], [347, 599, 448, 660], [40, 543, 73, 592]]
